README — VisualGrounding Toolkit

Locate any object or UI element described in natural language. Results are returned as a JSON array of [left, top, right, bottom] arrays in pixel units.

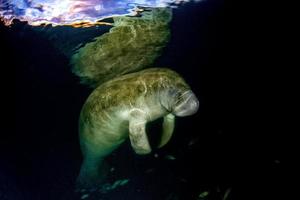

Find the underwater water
[[1, 0, 275, 200]]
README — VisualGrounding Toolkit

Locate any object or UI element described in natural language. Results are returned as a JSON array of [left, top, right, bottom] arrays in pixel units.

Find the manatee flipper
[[158, 113, 175, 148], [128, 110, 152, 155]]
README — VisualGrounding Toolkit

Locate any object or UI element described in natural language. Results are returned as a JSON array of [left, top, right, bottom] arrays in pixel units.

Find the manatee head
[[169, 89, 199, 117], [160, 79, 199, 117]]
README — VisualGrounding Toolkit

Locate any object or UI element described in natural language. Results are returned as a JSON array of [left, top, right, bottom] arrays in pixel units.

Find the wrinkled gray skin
[[76, 68, 199, 189]]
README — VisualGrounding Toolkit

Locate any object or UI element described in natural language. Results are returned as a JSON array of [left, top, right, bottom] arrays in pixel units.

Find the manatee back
[[82, 68, 190, 113]]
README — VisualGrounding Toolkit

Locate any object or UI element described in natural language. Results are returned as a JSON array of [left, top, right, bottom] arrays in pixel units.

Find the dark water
[[0, 0, 283, 200]]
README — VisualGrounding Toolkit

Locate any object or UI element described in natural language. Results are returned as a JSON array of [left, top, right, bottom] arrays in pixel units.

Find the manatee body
[[77, 68, 199, 188]]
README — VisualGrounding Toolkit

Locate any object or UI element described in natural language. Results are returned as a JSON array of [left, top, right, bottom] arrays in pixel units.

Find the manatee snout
[[173, 91, 199, 117]]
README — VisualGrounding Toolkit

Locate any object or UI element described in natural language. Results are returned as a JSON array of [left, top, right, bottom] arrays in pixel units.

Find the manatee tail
[[71, 8, 172, 88], [76, 156, 109, 189]]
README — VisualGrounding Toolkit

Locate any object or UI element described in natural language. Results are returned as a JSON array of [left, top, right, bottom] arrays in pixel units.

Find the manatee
[[76, 68, 199, 188], [71, 7, 199, 191]]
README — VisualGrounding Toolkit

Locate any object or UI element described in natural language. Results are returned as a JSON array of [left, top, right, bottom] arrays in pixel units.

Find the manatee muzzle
[[173, 91, 199, 117]]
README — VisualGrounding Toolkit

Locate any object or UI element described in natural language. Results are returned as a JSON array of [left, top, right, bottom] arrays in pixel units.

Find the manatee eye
[[167, 88, 180, 98]]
